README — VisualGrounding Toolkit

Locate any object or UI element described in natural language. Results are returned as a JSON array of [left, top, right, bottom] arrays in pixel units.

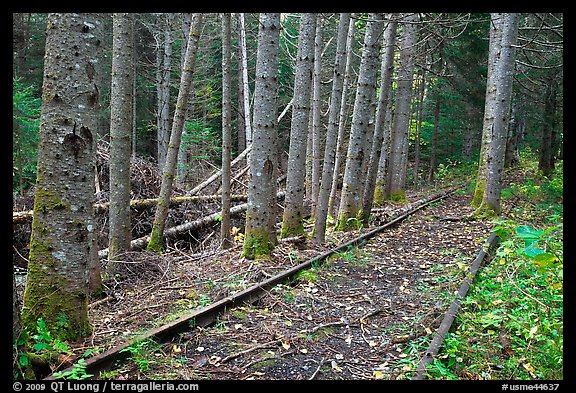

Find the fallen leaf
[[335, 354, 344, 360], [300, 348, 308, 354], [196, 346, 205, 352], [331, 360, 342, 372], [172, 345, 182, 353], [425, 327, 433, 335], [373, 371, 385, 379], [282, 341, 290, 350]]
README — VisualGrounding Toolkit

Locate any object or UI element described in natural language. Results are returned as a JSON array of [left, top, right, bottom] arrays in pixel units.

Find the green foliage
[[120, 338, 162, 374], [427, 159, 563, 379], [13, 76, 41, 195], [52, 359, 93, 380], [13, 317, 100, 380], [181, 119, 222, 160]]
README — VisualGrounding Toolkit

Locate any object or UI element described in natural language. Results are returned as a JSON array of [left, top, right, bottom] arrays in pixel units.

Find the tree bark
[[386, 13, 418, 202], [335, 13, 385, 231], [360, 14, 398, 226], [471, 13, 504, 208], [221, 13, 233, 249], [281, 13, 317, 239], [242, 13, 281, 260], [310, 15, 323, 214], [328, 14, 356, 216], [413, 68, 426, 187], [311, 13, 352, 244], [147, 14, 204, 253], [475, 13, 519, 217], [539, 75, 558, 176], [156, 14, 173, 171], [22, 13, 103, 340], [108, 13, 134, 261], [427, 97, 441, 182], [238, 13, 253, 152]]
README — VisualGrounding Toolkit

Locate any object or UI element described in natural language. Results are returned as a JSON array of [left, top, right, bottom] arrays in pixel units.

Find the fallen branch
[[221, 339, 281, 364], [12, 194, 250, 224], [186, 145, 252, 196], [98, 191, 286, 258]]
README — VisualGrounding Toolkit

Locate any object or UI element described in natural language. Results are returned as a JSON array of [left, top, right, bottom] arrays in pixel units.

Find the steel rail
[[45, 186, 461, 380]]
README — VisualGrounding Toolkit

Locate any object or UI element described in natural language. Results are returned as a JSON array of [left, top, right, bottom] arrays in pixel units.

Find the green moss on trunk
[[389, 190, 407, 203], [472, 199, 499, 219], [242, 228, 275, 260], [471, 179, 486, 208], [373, 183, 386, 206], [146, 225, 164, 254], [280, 211, 305, 239]]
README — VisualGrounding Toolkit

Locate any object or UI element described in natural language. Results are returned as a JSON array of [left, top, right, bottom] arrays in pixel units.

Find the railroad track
[[45, 185, 498, 380]]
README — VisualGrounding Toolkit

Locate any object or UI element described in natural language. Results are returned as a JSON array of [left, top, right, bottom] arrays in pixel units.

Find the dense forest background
[[13, 13, 563, 198]]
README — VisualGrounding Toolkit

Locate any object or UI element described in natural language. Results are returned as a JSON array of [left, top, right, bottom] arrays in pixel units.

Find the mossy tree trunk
[[221, 13, 233, 249], [335, 13, 384, 231], [242, 13, 281, 260], [108, 13, 134, 262], [360, 14, 398, 225], [475, 13, 519, 217], [22, 13, 104, 340], [311, 13, 351, 244], [281, 13, 317, 239], [147, 14, 204, 254], [385, 12, 418, 203], [471, 13, 503, 208]]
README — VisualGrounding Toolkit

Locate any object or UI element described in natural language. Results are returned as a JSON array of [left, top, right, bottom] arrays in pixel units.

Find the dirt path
[[100, 192, 493, 380]]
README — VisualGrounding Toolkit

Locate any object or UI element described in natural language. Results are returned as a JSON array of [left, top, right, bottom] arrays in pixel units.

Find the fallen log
[[12, 194, 249, 224], [98, 191, 286, 258]]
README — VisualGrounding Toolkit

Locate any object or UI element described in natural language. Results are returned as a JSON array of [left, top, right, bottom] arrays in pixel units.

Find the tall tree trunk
[[374, 92, 394, 204], [475, 13, 519, 217], [335, 13, 385, 231], [156, 14, 173, 171], [427, 97, 441, 182], [471, 13, 504, 208], [310, 15, 323, 214], [242, 13, 281, 260], [413, 68, 426, 187], [328, 13, 357, 216], [386, 13, 418, 202], [539, 75, 558, 176], [108, 13, 134, 262], [360, 14, 398, 225], [281, 13, 317, 238], [239, 13, 253, 152], [221, 13, 233, 249], [22, 13, 103, 340], [311, 13, 351, 244], [147, 14, 204, 253]]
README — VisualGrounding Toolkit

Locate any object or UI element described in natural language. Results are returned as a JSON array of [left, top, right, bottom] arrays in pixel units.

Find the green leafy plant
[[52, 358, 93, 380], [120, 338, 162, 374]]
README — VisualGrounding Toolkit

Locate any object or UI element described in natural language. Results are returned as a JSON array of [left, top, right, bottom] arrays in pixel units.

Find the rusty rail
[[412, 231, 499, 380]]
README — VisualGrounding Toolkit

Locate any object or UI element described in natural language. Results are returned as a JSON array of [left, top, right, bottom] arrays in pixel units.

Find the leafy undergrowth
[[421, 154, 563, 380]]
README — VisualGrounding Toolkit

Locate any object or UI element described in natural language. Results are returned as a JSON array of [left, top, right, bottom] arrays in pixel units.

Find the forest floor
[[79, 188, 492, 380]]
